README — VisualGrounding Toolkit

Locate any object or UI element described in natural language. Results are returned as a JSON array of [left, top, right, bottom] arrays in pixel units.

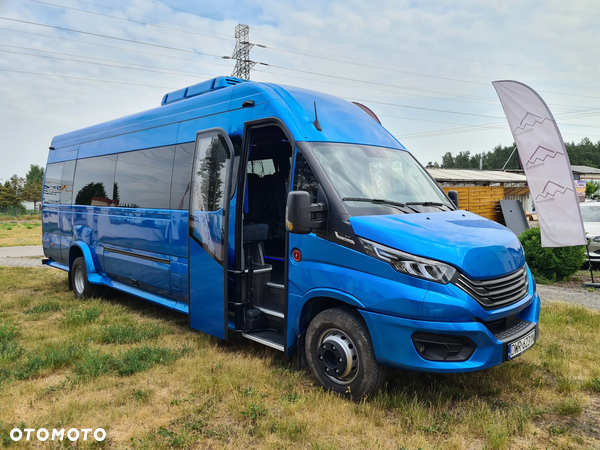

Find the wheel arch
[[297, 288, 367, 337], [68, 242, 101, 287]]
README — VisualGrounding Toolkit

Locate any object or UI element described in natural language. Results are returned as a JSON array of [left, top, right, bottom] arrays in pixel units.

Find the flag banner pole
[[583, 239, 599, 288], [493, 80, 586, 248]]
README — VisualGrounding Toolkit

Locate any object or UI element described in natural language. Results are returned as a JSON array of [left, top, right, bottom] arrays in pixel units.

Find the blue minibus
[[43, 76, 540, 397]]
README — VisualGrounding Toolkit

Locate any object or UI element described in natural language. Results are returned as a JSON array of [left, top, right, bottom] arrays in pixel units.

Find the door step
[[266, 282, 285, 305], [242, 330, 284, 351], [255, 302, 284, 319]]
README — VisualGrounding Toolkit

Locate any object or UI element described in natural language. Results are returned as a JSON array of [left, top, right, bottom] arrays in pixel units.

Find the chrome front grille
[[455, 265, 529, 310]]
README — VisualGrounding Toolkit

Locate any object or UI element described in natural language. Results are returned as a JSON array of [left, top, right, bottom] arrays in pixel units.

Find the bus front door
[[188, 129, 234, 340]]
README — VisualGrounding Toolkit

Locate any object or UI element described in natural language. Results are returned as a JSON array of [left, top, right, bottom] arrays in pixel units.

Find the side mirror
[[286, 191, 326, 234], [448, 190, 459, 209]]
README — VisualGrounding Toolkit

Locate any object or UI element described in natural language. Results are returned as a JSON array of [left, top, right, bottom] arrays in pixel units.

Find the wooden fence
[[442, 186, 505, 223]]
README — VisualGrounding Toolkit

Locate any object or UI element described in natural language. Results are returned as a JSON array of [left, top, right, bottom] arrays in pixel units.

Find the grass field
[[0, 222, 41, 247], [0, 267, 599, 449]]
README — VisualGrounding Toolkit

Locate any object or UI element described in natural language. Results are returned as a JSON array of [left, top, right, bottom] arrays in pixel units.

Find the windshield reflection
[[308, 143, 452, 213]]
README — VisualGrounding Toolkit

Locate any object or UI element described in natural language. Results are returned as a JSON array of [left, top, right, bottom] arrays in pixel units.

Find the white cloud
[[0, 0, 599, 182]]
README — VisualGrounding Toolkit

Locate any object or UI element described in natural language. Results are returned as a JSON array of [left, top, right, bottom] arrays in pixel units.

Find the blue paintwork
[[189, 237, 225, 339], [43, 75, 540, 374], [350, 211, 525, 279], [361, 290, 540, 372]]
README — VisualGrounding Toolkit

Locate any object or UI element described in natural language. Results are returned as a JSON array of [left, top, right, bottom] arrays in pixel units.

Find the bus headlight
[[359, 238, 456, 284]]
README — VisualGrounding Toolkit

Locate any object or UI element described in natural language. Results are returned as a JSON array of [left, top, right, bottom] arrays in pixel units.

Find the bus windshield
[[308, 142, 452, 214]]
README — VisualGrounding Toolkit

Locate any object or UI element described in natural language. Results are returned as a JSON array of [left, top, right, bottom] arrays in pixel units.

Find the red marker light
[[292, 249, 302, 262]]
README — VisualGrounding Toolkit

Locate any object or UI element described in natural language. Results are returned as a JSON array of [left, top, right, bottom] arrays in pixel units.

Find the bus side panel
[[42, 205, 61, 261], [100, 208, 173, 298]]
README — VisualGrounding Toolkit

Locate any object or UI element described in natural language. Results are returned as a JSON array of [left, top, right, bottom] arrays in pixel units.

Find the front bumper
[[359, 292, 540, 372]]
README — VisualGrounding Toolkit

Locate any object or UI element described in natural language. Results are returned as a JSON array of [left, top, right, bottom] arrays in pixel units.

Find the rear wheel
[[305, 307, 386, 399], [72, 256, 101, 299]]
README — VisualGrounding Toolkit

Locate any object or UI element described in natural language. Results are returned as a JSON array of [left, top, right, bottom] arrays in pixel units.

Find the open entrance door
[[188, 128, 234, 340]]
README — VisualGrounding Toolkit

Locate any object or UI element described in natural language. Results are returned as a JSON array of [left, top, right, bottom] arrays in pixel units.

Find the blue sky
[[1, 0, 599, 182]]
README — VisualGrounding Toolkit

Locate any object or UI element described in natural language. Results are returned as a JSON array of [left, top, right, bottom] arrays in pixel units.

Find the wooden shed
[[426, 169, 529, 223]]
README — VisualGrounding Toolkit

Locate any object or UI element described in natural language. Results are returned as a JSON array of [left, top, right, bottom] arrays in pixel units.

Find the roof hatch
[[161, 76, 247, 106]]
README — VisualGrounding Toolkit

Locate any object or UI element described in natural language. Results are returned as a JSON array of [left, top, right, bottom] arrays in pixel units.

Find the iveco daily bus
[[42, 76, 540, 397]]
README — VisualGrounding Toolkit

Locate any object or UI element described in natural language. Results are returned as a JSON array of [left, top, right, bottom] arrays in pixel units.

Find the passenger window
[[114, 147, 174, 209], [61, 160, 76, 205], [43, 163, 63, 205], [293, 152, 319, 203], [170, 142, 195, 210], [73, 155, 117, 206], [247, 159, 276, 178], [192, 134, 230, 212]]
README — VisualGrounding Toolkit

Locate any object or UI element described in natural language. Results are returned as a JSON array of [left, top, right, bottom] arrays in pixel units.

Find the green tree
[[22, 164, 44, 212], [441, 152, 455, 168], [198, 138, 227, 211], [0, 177, 26, 217], [75, 182, 107, 206], [586, 181, 600, 200]]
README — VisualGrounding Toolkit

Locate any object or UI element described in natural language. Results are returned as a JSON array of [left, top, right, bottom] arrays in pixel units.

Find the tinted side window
[[73, 155, 117, 206], [61, 160, 76, 205], [248, 159, 276, 177], [170, 143, 194, 210], [115, 147, 174, 209], [293, 152, 319, 203], [192, 135, 230, 212], [43, 163, 63, 205]]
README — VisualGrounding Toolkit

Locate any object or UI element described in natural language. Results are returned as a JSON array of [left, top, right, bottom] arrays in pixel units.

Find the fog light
[[412, 332, 476, 362]]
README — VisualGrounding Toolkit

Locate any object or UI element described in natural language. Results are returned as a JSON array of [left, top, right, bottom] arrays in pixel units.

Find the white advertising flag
[[493, 80, 586, 247]]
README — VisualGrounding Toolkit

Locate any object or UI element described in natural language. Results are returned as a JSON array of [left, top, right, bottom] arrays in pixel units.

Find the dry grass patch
[[0, 267, 599, 449], [0, 222, 41, 247]]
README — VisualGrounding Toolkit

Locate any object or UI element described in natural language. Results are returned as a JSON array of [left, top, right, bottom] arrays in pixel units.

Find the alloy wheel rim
[[74, 265, 85, 295]]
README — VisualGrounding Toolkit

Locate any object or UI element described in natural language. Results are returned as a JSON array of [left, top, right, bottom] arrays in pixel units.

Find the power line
[[0, 48, 216, 79], [259, 42, 600, 95], [0, 27, 512, 111], [2, 14, 597, 137], [0, 17, 225, 59], [4, 42, 572, 125], [0, 27, 506, 111], [394, 109, 600, 140], [345, 97, 504, 119], [29, 0, 234, 42], [0, 67, 176, 88], [7, 10, 596, 108], [29, 0, 600, 99], [254, 67, 583, 112], [250, 26, 597, 77], [0, 27, 234, 69]]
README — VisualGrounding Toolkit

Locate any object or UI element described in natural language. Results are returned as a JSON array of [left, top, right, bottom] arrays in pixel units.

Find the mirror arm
[[300, 202, 326, 228]]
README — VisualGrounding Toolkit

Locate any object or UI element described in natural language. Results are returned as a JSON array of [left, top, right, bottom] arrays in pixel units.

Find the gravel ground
[[537, 284, 600, 310], [0, 245, 46, 268], [0, 245, 43, 258]]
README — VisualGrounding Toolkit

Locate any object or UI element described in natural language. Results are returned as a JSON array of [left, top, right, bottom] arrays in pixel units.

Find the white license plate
[[508, 329, 536, 359]]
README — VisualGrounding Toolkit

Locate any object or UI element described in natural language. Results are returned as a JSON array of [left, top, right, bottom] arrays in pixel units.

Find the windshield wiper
[[342, 197, 419, 213], [405, 201, 451, 211]]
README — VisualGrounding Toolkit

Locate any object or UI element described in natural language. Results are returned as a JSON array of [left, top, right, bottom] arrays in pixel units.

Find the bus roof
[[50, 76, 405, 153]]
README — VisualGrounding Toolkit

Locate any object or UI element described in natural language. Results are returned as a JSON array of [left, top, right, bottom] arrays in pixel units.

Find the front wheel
[[305, 307, 386, 399], [71, 256, 101, 299]]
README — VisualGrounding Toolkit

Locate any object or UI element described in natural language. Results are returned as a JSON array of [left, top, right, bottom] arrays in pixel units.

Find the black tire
[[305, 307, 386, 399], [71, 256, 101, 299]]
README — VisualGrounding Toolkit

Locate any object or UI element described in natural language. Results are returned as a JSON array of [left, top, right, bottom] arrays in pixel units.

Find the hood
[[350, 210, 525, 279]]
